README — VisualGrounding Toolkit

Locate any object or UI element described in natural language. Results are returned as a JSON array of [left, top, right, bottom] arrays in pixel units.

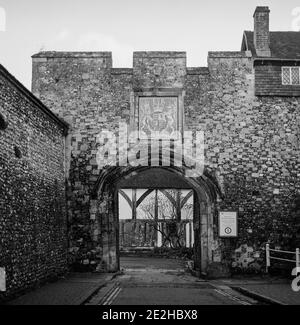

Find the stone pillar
[[99, 190, 118, 272]]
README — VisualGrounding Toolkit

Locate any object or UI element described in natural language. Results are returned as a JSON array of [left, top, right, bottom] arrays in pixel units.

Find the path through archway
[[94, 166, 221, 274]]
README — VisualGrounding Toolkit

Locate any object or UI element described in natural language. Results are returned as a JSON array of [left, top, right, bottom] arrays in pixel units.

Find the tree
[[139, 189, 193, 249]]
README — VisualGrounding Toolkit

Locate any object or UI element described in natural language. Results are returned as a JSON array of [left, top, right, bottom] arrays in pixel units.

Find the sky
[[0, 0, 300, 89]]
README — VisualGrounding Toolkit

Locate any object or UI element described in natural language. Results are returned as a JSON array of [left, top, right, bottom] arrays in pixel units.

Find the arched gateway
[[93, 157, 222, 274]]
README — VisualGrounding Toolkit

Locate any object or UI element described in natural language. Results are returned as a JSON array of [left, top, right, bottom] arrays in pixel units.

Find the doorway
[[95, 166, 220, 274], [118, 189, 194, 254]]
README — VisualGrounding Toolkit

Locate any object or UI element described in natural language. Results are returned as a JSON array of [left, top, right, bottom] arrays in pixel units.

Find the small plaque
[[219, 212, 238, 238], [0, 268, 6, 292]]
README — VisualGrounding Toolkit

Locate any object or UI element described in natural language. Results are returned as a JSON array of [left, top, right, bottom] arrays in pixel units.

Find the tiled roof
[[243, 31, 300, 59]]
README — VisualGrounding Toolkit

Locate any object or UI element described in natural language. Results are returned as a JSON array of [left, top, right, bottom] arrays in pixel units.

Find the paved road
[[8, 273, 115, 305], [87, 257, 258, 305]]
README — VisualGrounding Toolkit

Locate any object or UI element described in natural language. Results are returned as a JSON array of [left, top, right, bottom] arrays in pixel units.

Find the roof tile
[[243, 31, 300, 59]]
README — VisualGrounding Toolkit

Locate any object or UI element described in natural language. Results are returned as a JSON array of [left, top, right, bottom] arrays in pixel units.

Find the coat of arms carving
[[138, 97, 178, 139]]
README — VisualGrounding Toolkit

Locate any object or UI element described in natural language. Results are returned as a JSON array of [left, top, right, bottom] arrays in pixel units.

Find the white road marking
[[98, 283, 118, 305], [214, 289, 251, 305], [102, 286, 122, 305], [106, 287, 122, 305]]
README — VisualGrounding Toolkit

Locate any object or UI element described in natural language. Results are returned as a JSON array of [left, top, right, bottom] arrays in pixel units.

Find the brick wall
[[0, 65, 68, 300]]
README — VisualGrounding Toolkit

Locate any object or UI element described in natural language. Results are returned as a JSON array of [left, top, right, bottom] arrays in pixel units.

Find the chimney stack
[[253, 6, 271, 57]]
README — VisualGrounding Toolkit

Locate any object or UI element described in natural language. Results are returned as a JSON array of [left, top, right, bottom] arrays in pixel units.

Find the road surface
[[87, 257, 258, 305]]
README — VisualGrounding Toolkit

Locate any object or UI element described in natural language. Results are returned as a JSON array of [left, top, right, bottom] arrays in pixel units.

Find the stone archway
[[93, 165, 222, 274]]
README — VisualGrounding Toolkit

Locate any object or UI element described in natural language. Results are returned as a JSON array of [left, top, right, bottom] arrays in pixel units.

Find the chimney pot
[[253, 6, 270, 17]]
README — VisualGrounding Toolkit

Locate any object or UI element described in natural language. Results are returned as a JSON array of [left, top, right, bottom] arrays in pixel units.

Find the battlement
[[208, 51, 250, 58], [32, 51, 112, 59], [133, 51, 186, 59]]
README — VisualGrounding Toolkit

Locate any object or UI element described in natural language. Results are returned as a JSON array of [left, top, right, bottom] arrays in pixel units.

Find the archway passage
[[118, 188, 194, 251], [94, 166, 221, 274]]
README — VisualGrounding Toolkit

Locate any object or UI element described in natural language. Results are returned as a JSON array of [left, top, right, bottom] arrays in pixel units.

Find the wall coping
[[32, 51, 112, 59], [208, 51, 248, 58], [133, 51, 187, 59]]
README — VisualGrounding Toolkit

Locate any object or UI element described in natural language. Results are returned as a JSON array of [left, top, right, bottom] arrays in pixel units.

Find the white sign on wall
[[0, 268, 6, 292], [219, 212, 238, 238]]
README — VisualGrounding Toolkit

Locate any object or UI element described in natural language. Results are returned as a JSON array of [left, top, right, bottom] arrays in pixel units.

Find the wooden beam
[[181, 190, 193, 209], [176, 190, 181, 222], [155, 189, 158, 221], [119, 190, 132, 209], [136, 189, 154, 207], [132, 189, 137, 220], [159, 189, 177, 207]]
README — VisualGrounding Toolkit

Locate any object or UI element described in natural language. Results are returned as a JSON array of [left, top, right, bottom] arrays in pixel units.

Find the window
[[282, 67, 300, 85], [118, 188, 194, 221]]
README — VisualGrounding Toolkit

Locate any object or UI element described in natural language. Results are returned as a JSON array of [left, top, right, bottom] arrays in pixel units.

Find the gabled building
[[242, 6, 300, 96]]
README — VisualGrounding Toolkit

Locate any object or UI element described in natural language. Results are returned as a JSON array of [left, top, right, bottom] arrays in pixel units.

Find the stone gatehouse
[[31, 6, 300, 275], [1, 6, 300, 297]]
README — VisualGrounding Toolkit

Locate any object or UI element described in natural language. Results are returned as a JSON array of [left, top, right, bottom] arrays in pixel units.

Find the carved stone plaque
[[138, 97, 178, 138]]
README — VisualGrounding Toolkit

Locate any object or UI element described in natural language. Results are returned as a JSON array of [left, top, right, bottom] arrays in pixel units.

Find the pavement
[[212, 277, 300, 305], [4, 257, 300, 305], [6, 272, 116, 305]]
